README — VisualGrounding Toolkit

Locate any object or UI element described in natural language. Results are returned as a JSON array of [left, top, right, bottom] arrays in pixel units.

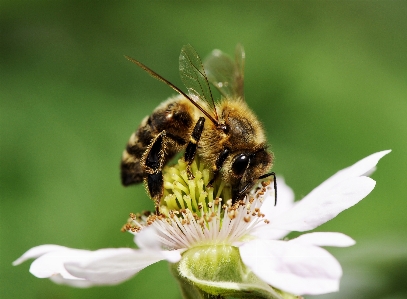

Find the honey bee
[[121, 44, 276, 212]]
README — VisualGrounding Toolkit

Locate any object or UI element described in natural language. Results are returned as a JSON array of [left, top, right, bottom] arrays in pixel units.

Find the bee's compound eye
[[232, 154, 250, 177]]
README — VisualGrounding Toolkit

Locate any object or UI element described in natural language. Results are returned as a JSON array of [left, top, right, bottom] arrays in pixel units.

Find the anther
[[261, 181, 270, 187]]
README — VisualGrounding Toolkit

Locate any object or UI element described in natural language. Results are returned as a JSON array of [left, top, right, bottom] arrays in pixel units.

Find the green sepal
[[169, 245, 299, 299]]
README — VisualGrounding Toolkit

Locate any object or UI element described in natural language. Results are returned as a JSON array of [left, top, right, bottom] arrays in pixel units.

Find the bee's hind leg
[[141, 131, 168, 214], [184, 117, 205, 179]]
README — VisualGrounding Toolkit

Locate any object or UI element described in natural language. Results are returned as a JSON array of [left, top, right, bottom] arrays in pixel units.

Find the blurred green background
[[1, 1, 406, 298]]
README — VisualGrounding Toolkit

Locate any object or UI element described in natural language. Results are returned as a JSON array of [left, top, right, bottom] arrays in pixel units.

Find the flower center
[[161, 158, 231, 217], [122, 157, 273, 250]]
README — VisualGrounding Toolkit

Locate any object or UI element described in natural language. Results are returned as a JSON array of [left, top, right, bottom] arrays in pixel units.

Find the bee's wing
[[179, 44, 219, 121], [203, 44, 245, 100]]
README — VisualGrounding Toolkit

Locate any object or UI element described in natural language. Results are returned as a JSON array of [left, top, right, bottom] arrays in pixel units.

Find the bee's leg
[[184, 117, 205, 179], [207, 148, 230, 187], [147, 173, 164, 215], [141, 131, 167, 214]]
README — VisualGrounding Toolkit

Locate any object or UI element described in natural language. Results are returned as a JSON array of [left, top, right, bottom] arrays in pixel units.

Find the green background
[[1, 1, 406, 298]]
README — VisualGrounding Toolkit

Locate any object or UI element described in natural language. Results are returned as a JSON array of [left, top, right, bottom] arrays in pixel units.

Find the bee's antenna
[[258, 172, 277, 206]]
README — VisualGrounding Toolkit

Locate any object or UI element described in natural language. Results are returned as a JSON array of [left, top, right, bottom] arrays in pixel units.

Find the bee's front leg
[[207, 147, 230, 187], [184, 117, 205, 179], [141, 131, 167, 214]]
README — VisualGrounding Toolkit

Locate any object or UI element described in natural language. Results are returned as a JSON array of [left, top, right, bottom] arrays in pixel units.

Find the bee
[[121, 44, 276, 212]]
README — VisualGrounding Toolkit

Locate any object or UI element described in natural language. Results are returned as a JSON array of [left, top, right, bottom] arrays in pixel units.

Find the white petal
[[271, 176, 375, 232], [250, 227, 290, 242], [161, 249, 184, 263], [65, 248, 181, 285], [14, 245, 181, 287], [27, 246, 92, 280], [290, 232, 355, 247], [306, 150, 390, 196], [134, 226, 162, 250], [261, 176, 295, 220], [49, 274, 96, 288], [30, 248, 139, 282], [252, 177, 295, 240], [269, 150, 390, 232], [240, 239, 342, 295], [12, 244, 69, 266]]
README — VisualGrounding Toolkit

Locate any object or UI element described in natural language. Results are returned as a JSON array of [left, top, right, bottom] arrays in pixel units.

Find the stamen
[[123, 156, 275, 250]]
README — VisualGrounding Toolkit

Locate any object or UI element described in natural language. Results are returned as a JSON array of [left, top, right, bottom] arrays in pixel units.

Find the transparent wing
[[203, 44, 245, 100], [179, 44, 218, 121]]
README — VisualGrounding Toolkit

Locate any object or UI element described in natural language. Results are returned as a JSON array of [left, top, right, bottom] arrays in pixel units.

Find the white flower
[[13, 150, 390, 297]]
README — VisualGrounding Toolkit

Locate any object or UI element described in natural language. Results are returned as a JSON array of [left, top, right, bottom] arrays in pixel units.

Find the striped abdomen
[[120, 96, 196, 186]]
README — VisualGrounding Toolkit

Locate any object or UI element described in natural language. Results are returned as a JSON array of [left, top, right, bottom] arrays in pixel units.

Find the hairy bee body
[[121, 95, 198, 186], [121, 45, 276, 210]]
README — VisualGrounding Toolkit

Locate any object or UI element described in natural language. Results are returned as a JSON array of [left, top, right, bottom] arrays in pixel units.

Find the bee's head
[[230, 147, 273, 202]]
